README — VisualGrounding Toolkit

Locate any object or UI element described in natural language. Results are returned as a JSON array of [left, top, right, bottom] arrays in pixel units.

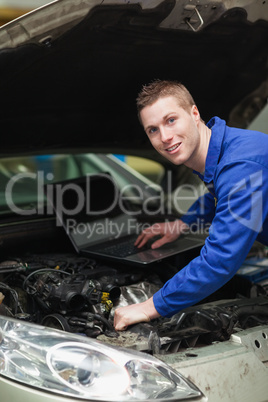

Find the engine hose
[[227, 305, 268, 334], [93, 313, 115, 332]]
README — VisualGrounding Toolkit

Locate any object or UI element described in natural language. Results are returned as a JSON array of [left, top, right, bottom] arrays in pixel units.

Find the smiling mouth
[[166, 143, 181, 152]]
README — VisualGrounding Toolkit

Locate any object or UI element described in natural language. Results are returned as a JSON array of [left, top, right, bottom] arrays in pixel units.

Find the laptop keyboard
[[90, 234, 152, 258], [101, 236, 144, 258]]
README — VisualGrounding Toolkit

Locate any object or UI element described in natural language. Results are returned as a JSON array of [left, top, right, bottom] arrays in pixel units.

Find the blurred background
[[0, 0, 51, 26]]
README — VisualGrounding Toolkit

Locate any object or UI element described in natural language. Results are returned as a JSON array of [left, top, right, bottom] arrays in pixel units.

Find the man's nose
[[160, 127, 173, 142]]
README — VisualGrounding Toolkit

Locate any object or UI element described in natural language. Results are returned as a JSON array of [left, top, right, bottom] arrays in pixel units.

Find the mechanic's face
[[140, 96, 201, 168]]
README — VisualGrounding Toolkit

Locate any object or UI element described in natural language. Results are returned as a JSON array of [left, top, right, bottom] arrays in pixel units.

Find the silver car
[[0, 1, 268, 401]]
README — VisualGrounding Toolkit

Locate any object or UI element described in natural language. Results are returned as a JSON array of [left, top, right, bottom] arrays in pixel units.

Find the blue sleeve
[[154, 161, 268, 317], [181, 192, 216, 227]]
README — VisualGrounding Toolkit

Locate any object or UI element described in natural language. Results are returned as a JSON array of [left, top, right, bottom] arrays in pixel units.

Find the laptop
[[45, 174, 205, 265]]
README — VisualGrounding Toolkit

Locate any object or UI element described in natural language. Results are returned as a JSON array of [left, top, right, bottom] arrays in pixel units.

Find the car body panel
[[162, 325, 268, 402]]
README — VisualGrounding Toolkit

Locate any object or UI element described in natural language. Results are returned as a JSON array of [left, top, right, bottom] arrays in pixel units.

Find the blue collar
[[193, 116, 226, 184]]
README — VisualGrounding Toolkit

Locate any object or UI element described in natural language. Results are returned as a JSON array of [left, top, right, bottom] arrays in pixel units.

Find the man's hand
[[114, 297, 161, 331], [135, 219, 189, 249]]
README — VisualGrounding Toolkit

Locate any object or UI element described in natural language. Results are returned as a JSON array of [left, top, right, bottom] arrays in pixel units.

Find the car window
[[123, 156, 164, 184], [0, 154, 161, 215], [0, 153, 206, 217]]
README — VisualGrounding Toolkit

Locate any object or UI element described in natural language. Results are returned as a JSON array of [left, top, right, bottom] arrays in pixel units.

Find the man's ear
[[191, 105, 200, 123]]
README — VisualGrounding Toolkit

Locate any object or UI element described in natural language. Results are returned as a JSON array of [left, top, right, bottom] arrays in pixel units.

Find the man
[[114, 79, 268, 331]]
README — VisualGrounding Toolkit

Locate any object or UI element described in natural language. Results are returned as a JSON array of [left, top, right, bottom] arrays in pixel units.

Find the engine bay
[[1, 251, 268, 356]]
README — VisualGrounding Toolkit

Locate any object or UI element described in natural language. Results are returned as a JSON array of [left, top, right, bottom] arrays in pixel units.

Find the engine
[[0, 252, 268, 355]]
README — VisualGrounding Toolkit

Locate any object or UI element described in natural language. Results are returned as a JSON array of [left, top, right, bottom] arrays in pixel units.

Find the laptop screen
[[45, 173, 139, 248]]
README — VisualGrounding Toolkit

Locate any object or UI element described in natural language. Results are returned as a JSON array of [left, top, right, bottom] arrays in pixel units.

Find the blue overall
[[153, 117, 268, 317]]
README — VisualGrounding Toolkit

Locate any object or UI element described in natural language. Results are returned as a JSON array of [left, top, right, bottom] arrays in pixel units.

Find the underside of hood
[[0, 0, 268, 158]]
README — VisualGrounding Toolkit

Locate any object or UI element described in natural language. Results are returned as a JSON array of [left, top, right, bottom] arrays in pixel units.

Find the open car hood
[[0, 0, 268, 158]]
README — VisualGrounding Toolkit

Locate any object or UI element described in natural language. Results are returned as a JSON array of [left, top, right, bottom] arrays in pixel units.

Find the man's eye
[[168, 117, 175, 124], [149, 127, 158, 134]]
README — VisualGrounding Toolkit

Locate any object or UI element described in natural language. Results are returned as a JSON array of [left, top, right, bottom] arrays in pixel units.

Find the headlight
[[0, 317, 202, 401]]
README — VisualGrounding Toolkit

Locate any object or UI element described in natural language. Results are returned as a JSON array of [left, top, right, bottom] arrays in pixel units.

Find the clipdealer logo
[[228, 170, 263, 232], [4, 170, 208, 219], [65, 218, 152, 239]]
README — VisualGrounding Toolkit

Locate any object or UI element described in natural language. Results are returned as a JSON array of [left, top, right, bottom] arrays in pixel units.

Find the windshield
[[0, 153, 161, 216]]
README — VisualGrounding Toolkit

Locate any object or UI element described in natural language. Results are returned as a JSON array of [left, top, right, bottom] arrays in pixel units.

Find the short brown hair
[[136, 79, 196, 117]]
